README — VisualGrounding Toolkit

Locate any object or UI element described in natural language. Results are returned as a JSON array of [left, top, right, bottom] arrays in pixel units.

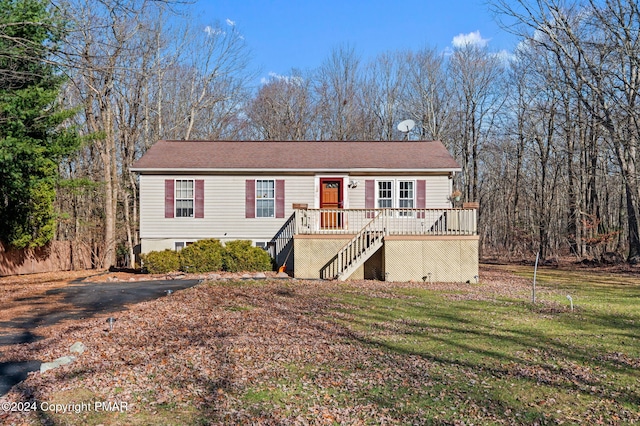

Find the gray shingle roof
[[131, 140, 461, 172]]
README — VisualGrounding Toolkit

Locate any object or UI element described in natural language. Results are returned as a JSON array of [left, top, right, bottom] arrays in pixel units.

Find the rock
[[40, 356, 75, 373], [253, 272, 267, 279], [70, 342, 86, 355], [207, 273, 222, 280], [241, 274, 252, 279], [129, 277, 136, 282], [276, 272, 290, 278]]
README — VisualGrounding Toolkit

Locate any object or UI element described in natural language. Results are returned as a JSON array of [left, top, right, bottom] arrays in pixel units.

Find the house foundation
[[293, 233, 478, 283]]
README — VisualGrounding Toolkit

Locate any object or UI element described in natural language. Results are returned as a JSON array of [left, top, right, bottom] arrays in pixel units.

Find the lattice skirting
[[293, 236, 365, 280], [383, 238, 478, 283]]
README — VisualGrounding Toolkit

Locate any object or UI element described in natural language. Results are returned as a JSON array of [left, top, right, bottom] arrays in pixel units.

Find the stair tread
[[328, 212, 387, 281]]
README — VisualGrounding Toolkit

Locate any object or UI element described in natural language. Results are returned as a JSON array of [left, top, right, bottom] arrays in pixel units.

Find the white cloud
[[204, 25, 223, 36], [495, 49, 516, 64], [451, 31, 490, 48], [226, 18, 236, 27], [260, 72, 304, 85]]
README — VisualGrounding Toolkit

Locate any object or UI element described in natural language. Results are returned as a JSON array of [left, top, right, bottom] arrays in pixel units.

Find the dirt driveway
[[0, 271, 200, 396]]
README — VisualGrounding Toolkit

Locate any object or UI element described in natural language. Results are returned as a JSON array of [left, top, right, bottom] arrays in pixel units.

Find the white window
[[175, 180, 194, 217], [256, 180, 275, 218], [377, 181, 393, 208], [174, 241, 193, 251], [398, 181, 415, 209], [375, 180, 416, 210]]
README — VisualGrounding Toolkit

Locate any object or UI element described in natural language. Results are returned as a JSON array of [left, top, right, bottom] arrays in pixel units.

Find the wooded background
[[2, 0, 639, 269]]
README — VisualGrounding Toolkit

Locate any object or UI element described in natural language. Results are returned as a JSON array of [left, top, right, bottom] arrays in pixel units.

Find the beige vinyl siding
[[139, 173, 453, 254], [141, 239, 185, 253], [425, 175, 453, 208], [139, 174, 314, 241], [347, 177, 365, 209]]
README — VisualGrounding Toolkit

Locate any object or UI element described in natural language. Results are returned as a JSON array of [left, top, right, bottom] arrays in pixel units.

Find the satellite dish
[[397, 119, 416, 133]]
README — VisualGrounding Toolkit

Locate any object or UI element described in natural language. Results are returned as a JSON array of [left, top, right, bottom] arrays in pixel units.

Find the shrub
[[180, 239, 224, 273], [222, 240, 273, 272], [141, 249, 181, 274]]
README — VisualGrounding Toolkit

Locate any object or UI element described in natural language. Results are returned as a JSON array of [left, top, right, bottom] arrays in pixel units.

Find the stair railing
[[321, 210, 387, 279]]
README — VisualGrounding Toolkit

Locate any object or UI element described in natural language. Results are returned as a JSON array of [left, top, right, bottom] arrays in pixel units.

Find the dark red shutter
[[276, 180, 285, 218], [417, 180, 426, 218], [245, 180, 255, 218], [365, 180, 375, 218], [195, 180, 204, 218], [164, 179, 174, 218]]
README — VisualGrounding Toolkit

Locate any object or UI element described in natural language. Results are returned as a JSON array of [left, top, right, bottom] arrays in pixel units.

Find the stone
[[253, 272, 267, 279], [69, 342, 86, 355], [241, 274, 252, 279], [40, 356, 75, 373], [207, 273, 222, 280], [276, 272, 290, 278]]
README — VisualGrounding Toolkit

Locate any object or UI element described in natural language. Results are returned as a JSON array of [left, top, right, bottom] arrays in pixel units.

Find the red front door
[[320, 179, 343, 229]]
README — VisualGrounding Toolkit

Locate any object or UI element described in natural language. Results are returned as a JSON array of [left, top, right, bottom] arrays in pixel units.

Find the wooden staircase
[[320, 211, 387, 280]]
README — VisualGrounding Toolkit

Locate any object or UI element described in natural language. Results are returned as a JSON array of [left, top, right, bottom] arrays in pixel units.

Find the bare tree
[[492, 0, 640, 261], [168, 21, 253, 140], [59, 0, 138, 267], [58, 0, 253, 267], [313, 45, 364, 140], [448, 41, 506, 202], [246, 70, 314, 140], [359, 51, 408, 140], [404, 47, 451, 141]]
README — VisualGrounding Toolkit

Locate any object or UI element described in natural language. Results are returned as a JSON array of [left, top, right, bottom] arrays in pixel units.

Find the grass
[[231, 265, 640, 424], [7, 265, 640, 424]]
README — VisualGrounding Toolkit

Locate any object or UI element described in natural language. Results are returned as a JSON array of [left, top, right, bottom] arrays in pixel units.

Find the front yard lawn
[[2, 265, 639, 424]]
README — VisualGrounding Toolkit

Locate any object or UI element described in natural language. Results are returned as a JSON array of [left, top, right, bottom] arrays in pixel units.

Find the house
[[131, 140, 478, 282]]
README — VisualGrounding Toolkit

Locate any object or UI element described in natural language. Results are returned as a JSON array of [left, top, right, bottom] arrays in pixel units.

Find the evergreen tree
[[0, 0, 79, 248]]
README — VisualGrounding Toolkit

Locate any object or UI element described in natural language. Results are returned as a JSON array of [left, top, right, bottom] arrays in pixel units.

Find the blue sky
[[199, 0, 517, 82]]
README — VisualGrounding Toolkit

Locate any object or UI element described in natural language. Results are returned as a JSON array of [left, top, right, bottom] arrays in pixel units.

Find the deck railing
[[295, 208, 477, 236]]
